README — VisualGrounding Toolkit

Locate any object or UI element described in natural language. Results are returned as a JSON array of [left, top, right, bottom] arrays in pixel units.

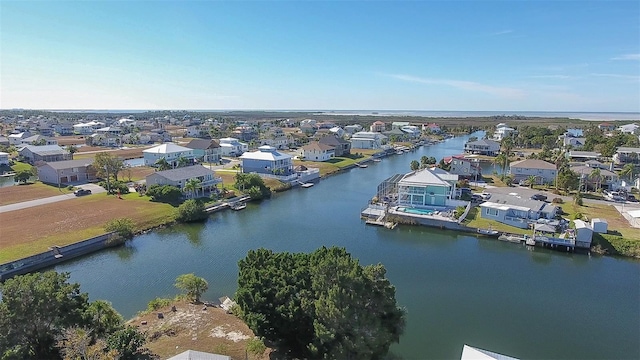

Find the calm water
[[54, 132, 640, 359]]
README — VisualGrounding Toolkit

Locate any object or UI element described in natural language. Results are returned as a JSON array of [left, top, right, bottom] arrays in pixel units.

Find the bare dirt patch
[[55, 136, 87, 146], [121, 166, 156, 182], [0, 183, 70, 206], [130, 300, 270, 360]]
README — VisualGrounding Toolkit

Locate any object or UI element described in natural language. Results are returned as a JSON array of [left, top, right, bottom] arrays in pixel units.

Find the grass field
[[0, 192, 176, 263], [0, 182, 72, 206]]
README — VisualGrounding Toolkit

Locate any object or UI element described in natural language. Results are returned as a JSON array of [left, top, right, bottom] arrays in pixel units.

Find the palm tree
[[177, 156, 190, 168], [155, 157, 171, 171], [527, 175, 537, 188], [589, 168, 602, 192], [183, 178, 202, 198], [410, 160, 420, 171], [493, 153, 508, 176], [420, 156, 429, 169], [65, 145, 78, 160], [620, 163, 635, 182]]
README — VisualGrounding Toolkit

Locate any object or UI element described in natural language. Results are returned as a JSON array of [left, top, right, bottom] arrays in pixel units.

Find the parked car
[[74, 189, 92, 196], [604, 191, 625, 202], [628, 194, 639, 203], [530, 193, 547, 201]]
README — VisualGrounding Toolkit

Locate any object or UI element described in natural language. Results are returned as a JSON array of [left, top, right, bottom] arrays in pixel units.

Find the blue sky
[[1, 1, 639, 111]]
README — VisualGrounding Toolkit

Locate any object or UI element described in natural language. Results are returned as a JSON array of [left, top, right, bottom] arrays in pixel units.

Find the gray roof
[[149, 164, 215, 182], [185, 139, 220, 150], [487, 193, 557, 214], [466, 139, 500, 147], [40, 158, 93, 170], [19, 145, 67, 155], [167, 350, 230, 360], [319, 135, 349, 146]]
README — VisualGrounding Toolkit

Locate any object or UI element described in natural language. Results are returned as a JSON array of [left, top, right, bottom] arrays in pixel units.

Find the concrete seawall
[[0, 232, 116, 281]]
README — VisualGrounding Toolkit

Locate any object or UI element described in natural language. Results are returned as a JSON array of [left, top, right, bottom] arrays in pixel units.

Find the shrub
[[98, 180, 130, 195], [146, 184, 182, 203], [105, 218, 135, 239], [552, 197, 564, 204], [454, 206, 465, 219], [176, 199, 208, 222], [66, 185, 75, 190], [146, 297, 171, 312], [246, 338, 267, 357]]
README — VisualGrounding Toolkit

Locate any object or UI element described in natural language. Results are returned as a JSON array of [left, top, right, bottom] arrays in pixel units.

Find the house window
[[485, 207, 498, 216]]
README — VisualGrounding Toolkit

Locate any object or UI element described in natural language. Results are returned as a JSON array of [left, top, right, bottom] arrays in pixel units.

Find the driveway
[[481, 185, 637, 207], [0, 184, 106, 213]]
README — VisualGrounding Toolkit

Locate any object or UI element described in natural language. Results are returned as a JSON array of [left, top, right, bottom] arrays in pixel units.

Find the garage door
[[70, 175, 78, 182], [60, 176, 68, 183]]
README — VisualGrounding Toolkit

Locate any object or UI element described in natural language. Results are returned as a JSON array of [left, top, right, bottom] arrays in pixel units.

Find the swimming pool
[[400, 207, 435, 215]]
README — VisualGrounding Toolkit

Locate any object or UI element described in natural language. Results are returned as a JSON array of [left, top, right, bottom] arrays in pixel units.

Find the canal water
[[54, 132, 640, 359]]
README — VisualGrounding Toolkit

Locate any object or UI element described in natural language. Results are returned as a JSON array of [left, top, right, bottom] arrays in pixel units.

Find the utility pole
[[104, 165, 111, 194]]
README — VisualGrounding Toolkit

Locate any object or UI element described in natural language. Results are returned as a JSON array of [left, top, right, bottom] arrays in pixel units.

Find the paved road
[[0, 184, 107, 214], [480, 185, 640, 208]]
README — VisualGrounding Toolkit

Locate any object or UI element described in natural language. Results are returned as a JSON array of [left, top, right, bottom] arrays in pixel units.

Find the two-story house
[[509, 159, 557, 185], [240, 145, 294, 176], [185, 139, 221, 164], [464, 139, 500, 156], [218, 137, 248, 157], [143, 143, 195, 167], [301, 142, 335, 162]]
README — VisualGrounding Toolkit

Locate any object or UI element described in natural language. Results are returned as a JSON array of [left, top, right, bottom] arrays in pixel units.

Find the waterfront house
[[18, 145, 71, 164], [395, 167, 459, 207], [218, 137, 248, 157], [613, 147, 640, 164], [350, 131, 387, 149], [570, 163, 620, 191], [479, 193, 558, 229], [319, 135, 351, 156], [463, 139, 500, 156], [185, 139, 221, 164], [444, 155, 481, 179], [145, 164, 221, 192], [240, 145, 294, 176], [573, 220, 594, 249], [143, 143, 195, 167], [493, 123, 516, 141], [0, 152, 10, 166], [369, 121, 386, 132], [301, 142, 335, 161], [509, 159, 557, 185], [384, 128, 411, 142], [37, 158, 96, 185], [423, 123, 441, 134]]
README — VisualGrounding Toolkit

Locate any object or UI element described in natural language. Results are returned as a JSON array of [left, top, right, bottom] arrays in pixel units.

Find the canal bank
[[49, 132, 640, 359]]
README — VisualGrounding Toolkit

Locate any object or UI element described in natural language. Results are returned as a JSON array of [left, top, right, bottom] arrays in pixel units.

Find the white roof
[[461, 345, 519, 360], [573, 219, 592, 230], [167, 350, 230, 360], [480, 201, 530, 212], [143, 143, 192, 154], [240, 148, 292, 161], [400, 168, 452, 187], [0, 152, 9, 156]]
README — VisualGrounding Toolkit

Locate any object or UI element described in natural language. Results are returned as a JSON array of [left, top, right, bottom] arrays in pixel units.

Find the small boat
[[356, 163, 368, 168], [373, 159, 382, 162], [230, 202, 246, 210], [477, 228, 500, 237], [301, 183, 314, 188]]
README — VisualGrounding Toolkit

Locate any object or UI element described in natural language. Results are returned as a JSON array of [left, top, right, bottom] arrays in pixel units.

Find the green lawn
[[462, 207, 530, 235], [10, 161, 33, 173]]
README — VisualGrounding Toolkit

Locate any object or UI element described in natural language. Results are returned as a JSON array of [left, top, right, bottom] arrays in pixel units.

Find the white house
[[19, 135, 58, 146], [329, 126, 346, 138], [301, 142, 335, 161], [145, 164, 221, 192], [493, 123, 517, 141], [464, 139, 500, 156], [350, 131, 387, 149], [445, 155, 481, 179], [218, 137, 248, 157], [143, 143, 194, 167], [613, 147, 640, 164], [400, 125, 421, 138], [573, 219, 594, 249], [73, 121, 104, 135], [8, 132, 32, 145], [240, 145, 294, 177], [344, 124, 363, 134], [618, 123, 639, 134], [509, 159, 557, 185], [479, 193, 558, 229]]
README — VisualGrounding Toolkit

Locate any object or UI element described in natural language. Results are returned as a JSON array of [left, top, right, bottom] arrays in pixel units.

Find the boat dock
[[205, 195, 251, 213]]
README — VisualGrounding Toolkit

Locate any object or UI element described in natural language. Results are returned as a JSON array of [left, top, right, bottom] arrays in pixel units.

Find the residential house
[[598, 122, 616, 132], [117, 118, 137, 127], [233, 126, 257, 142], [423, 123, 441, 134], [384, 128, 411, 142], [87, 133, 120, 147], [218, 137, 248, 157], [571, 163, 620, 191], [0, 152, 9, 166], [121, 133, 152, 145], [96, 126, 122, 136], [400, 125, 421, 138], [509, 159, 557, 185], [8, 131, 32, 145], [329, 126, 346, 138], [143, 143, 195, 167], [613, 147, 640, 164], [167, 350, 230, 360], [618, 123, 639, 134], [444, 155, 481, 179], [317, 121, 336, 130], [280, 119, 297, 127], [395, 167, 459, 207], [53, 123, 74, 135], [240, 145, 294, 176], [369, 121, 386, 132], [18, 145, 72, 164], [0, 136, 9, 147], [493, 123, 517, 141], [73, 121, 104, 135], [300, 119, 317, 127], [391, 121, 410, 130], [20, 135, 58, 146], [479, 193, 558, 229], [299, 123, 318, 135], [344, 124, 363, 134], [464, 139, 500, 156], [566, 151, 601, 162], [145, 165, 221, 192], [351, 131, 387, 149], [260, 128, 290, 149], [186, 124, 210, 138], [185, 139, 221, 163], [573, 220, 594, 249], [562, 136, 586, 149], [35, 126, 54, 137], [301, 142, 335, 161], [319, 135, 351, 156], [37, 158, 96, 185]]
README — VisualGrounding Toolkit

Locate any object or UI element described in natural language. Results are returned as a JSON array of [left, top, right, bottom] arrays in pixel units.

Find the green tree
[[234, 173, 271, 199], [105, 218, 135, 239], [105, 326, 146, 360], [177, 156, 190, 168], [14, 169, 33, 183], [57, 327, 119, 360], [410, 160, 420, 171], [65, 145, 78, 160], [146, 184, 182, 203], [420, 156, 429, 169], [176, 199, 208, 222], [183, 178, 202, 198], [589, 168, 602, 192], [620, 163, 635, 182], [174, 273, 209, 302], [557, 169, 580, 193], [94, 152, 125, 181], [154, 157, 171, 171], [84, 300, 124, 339], [236, 247, 405, 359], [0, 272, 89, 359], [493, 153, 508, 175], [527, 175, 537, 188]]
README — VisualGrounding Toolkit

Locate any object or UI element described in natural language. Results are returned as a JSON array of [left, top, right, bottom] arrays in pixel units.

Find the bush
[[552, 197, 564, 204], [66, 185, 74, 190], [246, 338, 267, 357], [98, 180, 130, 195], [176, 199, 208, 222], [146, 184, 182, 203], [454, 206, 465, 219], [105, 218, 135, 239], [146, 297, 171, 312]]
